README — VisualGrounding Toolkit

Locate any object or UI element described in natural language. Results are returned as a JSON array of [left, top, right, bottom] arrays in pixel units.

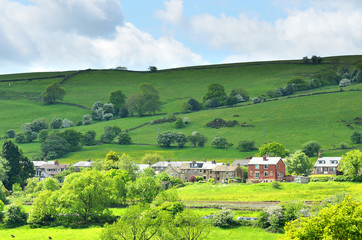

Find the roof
[[151, 161, 190, 168], [213, 165, 239, 172], [314, 157, 341, 167], [73, 161, 92, 168], [232, 159, 251, 166], [137, 164, 151, 172], [180, 161, 222, 170], [248, 157, 283, 165], [33, 161, 55, 167], [40, 164, 70, 169]]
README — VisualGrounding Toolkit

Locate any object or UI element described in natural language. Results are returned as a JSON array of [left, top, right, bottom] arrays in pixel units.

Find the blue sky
[[1, 0, 362, 73]]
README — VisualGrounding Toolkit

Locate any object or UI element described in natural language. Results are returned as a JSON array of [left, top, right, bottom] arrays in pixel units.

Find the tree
[[116, 132, 132, 145], [57, 129, 83, 152], [38, 129, 48, 142], [141, 153, 164, 165], [58, 170, 113, 222], [339, 78, 351, 87], [0, 157, 9, 183], [187, 98, 202, 111], [119, 105, 129, 118], [252, 97, 261, 104], [282, 196, 362, 240], [257, 142, 289, 158], [302, 56, 310, 64], [212, 209, 236, 228], [81, 130, 96, 146], [225, 96, 238, 106], [187, 131, 207, 147], [82, 114, 91, 125], [108, 90, 126, 114], [175, 118, 185, 129], [127, 177, 162, 204], [141, 167, 156, 178], [2, 140, 34, 189], [41, 82, 65, 104], [237, 140, 256, 152], [41, 133, 70, 159], [351, 132, 361, 144], [203, 83, 226, 102], [100, 204, 163, 240], [157, 132, 176, 147], [100, 126, 122, 143], [149, 66, 158, 72], [50, 117, 63, 129], [125, 93, 145, 116], [287, 77, 308, 91], [28, 190, 57, 225], [338, 150, 362, 180], [62, 118, 74, 128], [285, 150, 313, 175], [302, 141, 321, 157], [4, 204, 28, 228], [6, 129, 15, 138], [211, 137, 232, 148], [140, 83, 162, 115], [230, 87, 250, 101]]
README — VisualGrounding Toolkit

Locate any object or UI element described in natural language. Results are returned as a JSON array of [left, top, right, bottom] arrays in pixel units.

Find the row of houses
[[33, 155, 342, 183]]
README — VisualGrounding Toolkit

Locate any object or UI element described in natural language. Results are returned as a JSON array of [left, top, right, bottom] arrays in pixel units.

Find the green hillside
[[1, 55, 362, 163]]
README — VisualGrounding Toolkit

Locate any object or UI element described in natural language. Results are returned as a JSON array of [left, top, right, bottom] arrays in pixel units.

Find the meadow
[[0, 56, 362, 164]]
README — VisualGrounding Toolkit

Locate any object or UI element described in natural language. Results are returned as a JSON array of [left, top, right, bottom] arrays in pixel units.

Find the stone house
[[212, 164, 243, 183], [151, 160, 189, 174], [313, 157, 342, 175], [179, 160, 222, 182], [248, 156, 285, 183], [34, 160, 70, 178]]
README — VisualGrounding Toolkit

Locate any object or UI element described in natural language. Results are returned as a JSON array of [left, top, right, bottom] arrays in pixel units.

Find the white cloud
[[155, 0, 184, 25], [0, 0, 204, 73]]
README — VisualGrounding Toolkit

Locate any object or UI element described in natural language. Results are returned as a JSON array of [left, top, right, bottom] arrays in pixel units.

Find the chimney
[[148, 160, 151, 166], [192, 159, 196, 164], [203, 158, 206, 162], [263, 155, 267, 161], [54, 160, 59, 165], [237, 163, 240, 167], [212, 160, 216, 164], [318, 152, 321, 158], [87, 158, 91, 162], [226, 162, 230, 166], [167, 158, 171, 163]]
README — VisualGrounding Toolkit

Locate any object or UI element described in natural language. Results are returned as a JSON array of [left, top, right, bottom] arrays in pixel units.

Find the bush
[[187, 98, 202, 111], [175, 118, 185, 129], [271, 181, 282, 189], [339, 142, 349, 149], [25, 131, 37, 142], [6, 129, 16, 138], [83, 114, 92, 125], [4, 205, 28, 228], [195, 176, 203, 182], [187, 131, 207, 147], [212, 209, 236, 228], [103, 103, 114, 114], [82, 130, 96, 146], [174, 133, 187, 148], [157, 132, 175, 147], [183, 117, 189, 124], [237, 140, 256, 152], [38, 130, 48, 142], [339, 78, 351, 87], [208, 178, 216, 184], [206, 118, 226, 129], [62, 119, 73, 128], [41, 134, 70, 159], [101, 126, 122, 143], [32, 119, 49, 132], [103, 113, 113, 121], [212, 136, 233, 148], [92, 107, 104, 121], [189, 176, 196, 182], [205, 98, 222, 108], [351, 132, 361, 144], [251, 97, 261, 104], [119, 106, 129, 118], [50, 118, 63, 129], [15, 133, 26, 143], [302, 141, 321, 157], [116, 132, 132, 145]]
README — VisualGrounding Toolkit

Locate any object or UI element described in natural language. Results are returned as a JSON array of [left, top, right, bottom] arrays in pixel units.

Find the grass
[[172, 182, 362, 202], [207, 227, 279, 240], [0, 56, 362, 164]]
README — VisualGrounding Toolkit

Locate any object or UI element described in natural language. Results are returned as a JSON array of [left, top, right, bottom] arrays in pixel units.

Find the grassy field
[[173, 182, 362, 202], [0, 56, 362, 163]]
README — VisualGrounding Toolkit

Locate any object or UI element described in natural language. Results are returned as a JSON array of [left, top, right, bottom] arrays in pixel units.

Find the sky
[[1, 0, 362, 74]]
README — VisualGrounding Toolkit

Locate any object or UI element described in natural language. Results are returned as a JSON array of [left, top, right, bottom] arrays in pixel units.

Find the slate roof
[[33, 161, 55, 167], [232, 159, 251, 166], [180, 161, 222, 170], [248, 157, 283, 165], [213, 165, 239, 172], [314, 157, 341, 167], [73, 161, 92, 168], [152, 161, 191, 168]]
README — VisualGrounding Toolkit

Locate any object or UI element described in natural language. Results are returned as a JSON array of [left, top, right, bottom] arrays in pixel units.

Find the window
[[250, 171, 253, 176], [255, 164, 259, 169], [200, 170, 202, 172], [185, 177, 188, 180], [329, 167, 334, 172], [264, 165, 268, 169], [270, 171, 273, 176], [255, 172, 260, 178], [161, 167, 164, 170], [264, 172, 268, 177], [175, 173, 178, 176], [204, 170, 206, 173], [278, 172, 283, 177], [171, 173, 173, 176]]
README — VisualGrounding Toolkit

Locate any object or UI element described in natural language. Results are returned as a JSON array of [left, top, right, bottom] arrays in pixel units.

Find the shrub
[[103, 103, 114, 114], [208, 178, 216, 184], [237, 140, 256, 152], [6, 129, 16, 138], [206, 118, 226, 129], [224, 120, 238, 127], [195, 176, 203, 182], [50, 118, 62, 129], [271, 181, 282, 189], [103, 113, 113, 121], [92, 107, 104, 121], [4, 205, 28, 228], [62, 119, 73, 128], [302, 141, 321, 157], [25, 131, 37, 142], [339, 78, 351, 87], [15, 133, 26, 143], [175, 118, 185, 129], [187, 98, 202, 111], [230, 88, 249, 101], [82, 130, 96, 146], [183, 117, 189, 124], [225, 96, 238, 106], [157, 132, 175, 147], [189, 175, 196, 182], [174, 133, 187, 148], [351, 132, 361, 144], [212, 136, 233, 148], [288, 77, 308, 91], [212, 209, 235, 228], [101, 126, 122, 143], [38, 130, 48, 143], [187, 131, 207, 147], [32, 119, 49, 132], [170, 178, 184, 188], [205, 98, 222, 108], [83, 114, 91, 125], [339, 142, 349, 149], [251, 97, 261, 104], [41, 134, 70, 159], [116, 132, 132, 145], [119, 106, 129, 118]]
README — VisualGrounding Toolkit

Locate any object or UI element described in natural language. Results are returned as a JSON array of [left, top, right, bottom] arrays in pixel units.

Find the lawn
[[173, 182, 362, 202]]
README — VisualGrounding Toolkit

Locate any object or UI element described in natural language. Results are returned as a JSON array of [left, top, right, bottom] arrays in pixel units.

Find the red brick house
[[248, 156, 285, 183]]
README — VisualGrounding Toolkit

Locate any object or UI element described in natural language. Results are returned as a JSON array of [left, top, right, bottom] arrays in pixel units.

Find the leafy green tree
[[116, 132, 132, 145], [302, 141, 321, 157], [0, 157, 9, 183], [237, 140, 256, 152], [41, 133, 70, 159], [174, 133, 187, 148], [212, 209, 236, 228], [286, 150, 313, 175], [125, 93, 145, 116], [6, 129, 15, 138], [282, 196, 362, 240], [351, 132, 361, 144], [58, 170, 113, 222], [4, 204, 28, 228], [15, 132, 26, 143], [161, 210, 211, 240], [127, 177, 162, 204], [211, 136, 232, 148], [31, 118, 49, 132], [108, 90, 126, 114], [257, 142, 289, 158], [100, 126, 122, 143], [230, 87, 250, 101], [38, 129, 48, 142], [338, 150, 362, 180], [175, 118, 185, 129], [203, 83, 226, 102], [187, 131, 207, 147], [140, 83, 162, 115], [28, 190, 57, 225], [141, 167, 156, 178], [2, 140, 34, 189], [100, 204, 163, 240], [57, 129, 83, 152], [102, 151, 139, 181], [119, 105, 129, 118], [105, 169, 130, 205], [187, 98, 202, 111], [225, 96, 238, 106], [81, 130, 96, 146], [157, 132, 176, 147], [82, 114, 91, 125], [155, 172, 171, 182], [41, 82, 65, 104], [287, 77, 308, 91], [50, 117, 63, 129]]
